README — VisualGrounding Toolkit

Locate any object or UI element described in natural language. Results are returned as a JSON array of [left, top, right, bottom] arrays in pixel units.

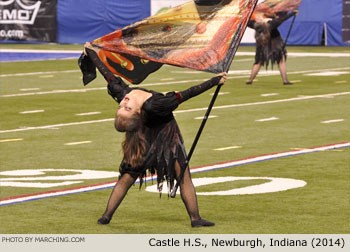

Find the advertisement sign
[[0, 0, 57, 42]]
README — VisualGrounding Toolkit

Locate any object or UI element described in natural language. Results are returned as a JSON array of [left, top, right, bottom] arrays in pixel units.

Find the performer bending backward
[[83, 43, 227, 228], [246, 10, 298, 85]]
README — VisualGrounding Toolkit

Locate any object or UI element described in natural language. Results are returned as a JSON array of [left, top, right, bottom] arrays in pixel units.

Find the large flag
[[84, 0, 258, 84], [251, 0, 302, 21]]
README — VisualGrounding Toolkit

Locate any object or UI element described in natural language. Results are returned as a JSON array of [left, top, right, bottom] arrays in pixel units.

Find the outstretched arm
[[83, 43, 131, 103], [177, 72, 227, 104], [269, 10, 297, 30]]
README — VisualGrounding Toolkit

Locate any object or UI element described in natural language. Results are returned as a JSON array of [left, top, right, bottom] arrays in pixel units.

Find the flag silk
[[87, 0, 258, 84], [251, 0, 302, 21]]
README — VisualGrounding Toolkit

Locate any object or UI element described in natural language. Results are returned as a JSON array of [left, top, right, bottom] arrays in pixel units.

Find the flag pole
[[170, 83, 222, 198], [170, 0, 258, 198], [282, 14, 297, 51]]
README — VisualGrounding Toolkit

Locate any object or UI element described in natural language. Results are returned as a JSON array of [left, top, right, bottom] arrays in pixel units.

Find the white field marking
[[255, 117, 279, 122], [19, 88, 40, 91], [1, 142, 349, 206], [321, 119, 345, 124], [174, 91, 350, 114], [170, 70, 252, 74], [0, 70, 79, 78], [1, 67, 350, 98], [0, 118, 114, 134], [39, 75, 54, 78], [1, 92, 350, 134], [290, 147, 343, 152], [235, 52, 350, 57], [64, 141, 92, 146], [2, 49, 348, 57], [0, 138, 23, 143], [209, 92, 230, 96], [214, 146, 242, 151], [261, 93, 279, 97], [306, 71, 350, 76], [19, 110, 44, 114], [194, 115, 217, 120], [160, 78, 174, 81], [146, 176, 307, 195], [0, 181, 83, 188], [0, 169, 119, 189], [0, 49, 81, 53], [335, 80, 347, 83], [75, 112, 101, 116]]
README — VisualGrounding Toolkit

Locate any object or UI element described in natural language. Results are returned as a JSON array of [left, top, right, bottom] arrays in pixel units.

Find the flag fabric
[[87, 0, 258, 84], [251, 0, 302, 21]]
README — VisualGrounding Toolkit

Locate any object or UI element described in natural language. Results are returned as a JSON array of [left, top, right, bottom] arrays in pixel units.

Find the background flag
[[251, 0, 302, 21], [88, 0, 258, 84]]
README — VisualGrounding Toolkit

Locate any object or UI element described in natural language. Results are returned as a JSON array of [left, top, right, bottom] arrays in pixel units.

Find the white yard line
[[1, 67, 349, 98], [321, 119, 345, 124], [175, 91, 350, 114], [19, 110, 44, 114], [0, 138, 23, 143], [2, 49, 348, 56], [235, 52, 350, 57], [0, 49, 81, 53], [75, 112, 101, 116], [64, 141, 92, 146], [0, 119, 114, 134], [0, 92, 349, 134], [0, 70, 79, 78], [19, 88, 41, 91], [214, 146, 242, 151], [194, 115, 217, 120], [261, 93, 279, 97], [255, 117, 279, 122]]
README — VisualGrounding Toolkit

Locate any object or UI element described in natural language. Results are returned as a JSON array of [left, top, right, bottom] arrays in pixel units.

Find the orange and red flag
[[86, 0, 258, 84]]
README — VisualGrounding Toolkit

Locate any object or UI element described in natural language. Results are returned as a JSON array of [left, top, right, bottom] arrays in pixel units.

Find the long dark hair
[[115, 112, 147, 167]]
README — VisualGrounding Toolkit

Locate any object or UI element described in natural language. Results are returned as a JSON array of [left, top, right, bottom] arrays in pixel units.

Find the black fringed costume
[[82, 47, 220, 193], [248, 12, 295, 68], [109, 74, 221, 192], [81, 46, 218, 227]]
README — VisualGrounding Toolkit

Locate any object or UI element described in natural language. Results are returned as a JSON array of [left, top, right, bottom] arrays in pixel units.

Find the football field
[[0, 44, 349, 234]]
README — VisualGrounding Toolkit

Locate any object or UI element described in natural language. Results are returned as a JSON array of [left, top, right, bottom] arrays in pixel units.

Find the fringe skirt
[[118, 118, 187, 193], [254, 35, 287, 69]]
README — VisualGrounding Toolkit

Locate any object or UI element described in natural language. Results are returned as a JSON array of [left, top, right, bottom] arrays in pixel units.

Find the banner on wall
[[0, 0, 57, 42], [84, 0, 258, 84]]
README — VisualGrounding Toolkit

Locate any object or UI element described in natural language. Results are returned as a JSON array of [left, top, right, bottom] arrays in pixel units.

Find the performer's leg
[[278, 57, 292, 85], [246, 63, 262, 84], [98, 173, 137, 224], [175, 162, 214, 227]]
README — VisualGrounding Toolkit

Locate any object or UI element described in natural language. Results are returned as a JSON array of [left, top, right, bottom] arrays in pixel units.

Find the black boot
[[97, 216, 111, 225], [191, 218, 215, 228]]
